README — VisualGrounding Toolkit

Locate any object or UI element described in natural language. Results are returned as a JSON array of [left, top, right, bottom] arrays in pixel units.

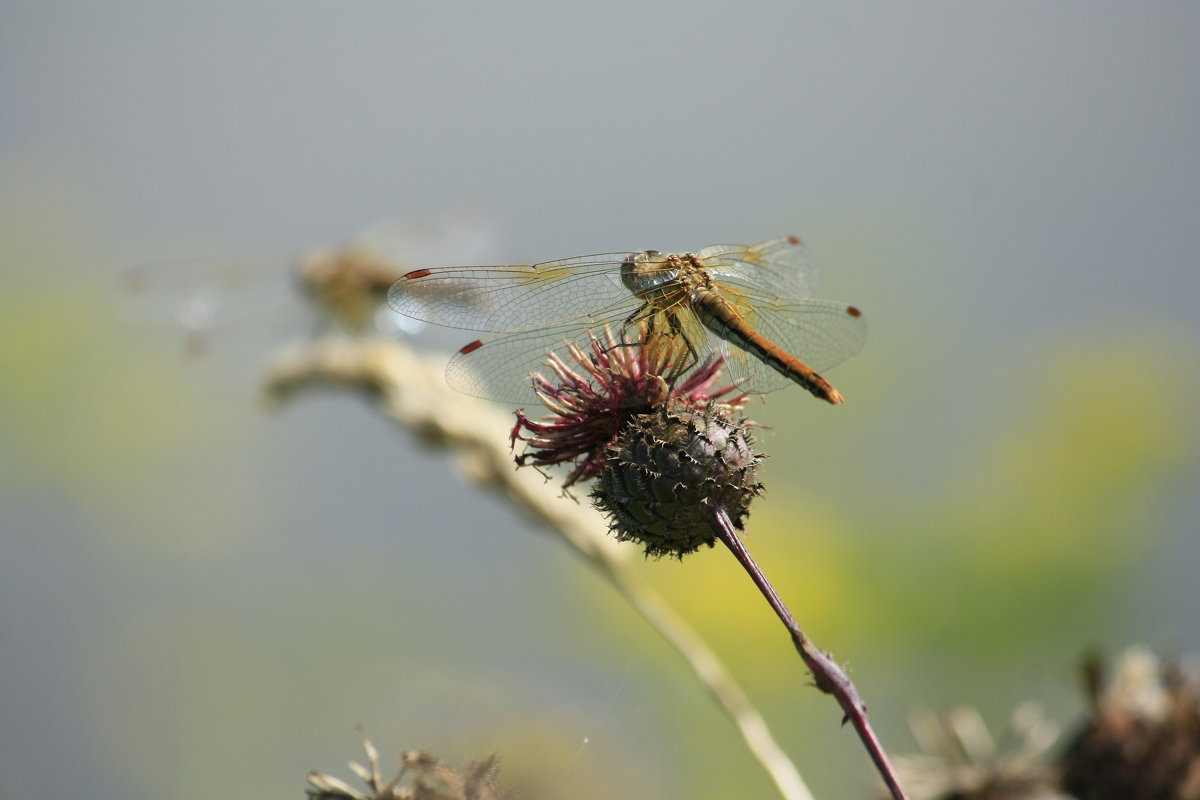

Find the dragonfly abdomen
[[693, 293, 846, 405]]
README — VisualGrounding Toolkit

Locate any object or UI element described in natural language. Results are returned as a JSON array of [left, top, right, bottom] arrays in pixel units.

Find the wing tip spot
[[786, 235, 801, 245], [404, 268, 433, 279], [846, 305, 862, 318], [459, 339, 484, 355]]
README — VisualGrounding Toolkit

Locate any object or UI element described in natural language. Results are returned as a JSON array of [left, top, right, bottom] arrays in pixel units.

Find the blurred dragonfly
[[387, 236, 866, 405], [123, 206, 499, 357]]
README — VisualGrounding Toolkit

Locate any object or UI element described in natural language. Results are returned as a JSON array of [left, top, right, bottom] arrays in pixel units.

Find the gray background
[[2, 3, 1198, 799]]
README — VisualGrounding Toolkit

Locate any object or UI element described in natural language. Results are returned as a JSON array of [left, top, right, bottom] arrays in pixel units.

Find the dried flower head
[[307, 731, 510, 800], [888, 647, 1200, 800], [891, 704, 1065, 800], [510, 326, 764, 557], [592, 403, 764, 557], [1058, 646, 1200, 800]]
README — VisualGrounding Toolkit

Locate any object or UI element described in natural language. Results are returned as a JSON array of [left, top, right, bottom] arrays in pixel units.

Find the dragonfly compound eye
[[620, 251, 647, 292]]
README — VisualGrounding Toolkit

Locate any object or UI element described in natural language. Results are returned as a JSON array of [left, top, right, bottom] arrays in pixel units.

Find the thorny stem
[[709, 504, 910, 800]]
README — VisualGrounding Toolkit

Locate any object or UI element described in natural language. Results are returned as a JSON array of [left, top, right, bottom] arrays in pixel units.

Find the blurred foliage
[[582, 322, 1197, 658], [884, 331, 1199, 651], [565, 319, 1198, 798], [0, 186, 216, 497], [0, 182, 268, 557]]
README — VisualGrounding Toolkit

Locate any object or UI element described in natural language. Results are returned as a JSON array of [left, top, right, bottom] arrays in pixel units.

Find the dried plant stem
[[264, 338, 814, 800], [709, 505, 908, 800]]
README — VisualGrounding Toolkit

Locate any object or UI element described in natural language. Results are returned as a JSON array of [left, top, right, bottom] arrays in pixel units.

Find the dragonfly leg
[[633, 310, 699, 376], [665, 312, 701, 375], [598, 308, 701, 386], [598, 303, 655, 355]]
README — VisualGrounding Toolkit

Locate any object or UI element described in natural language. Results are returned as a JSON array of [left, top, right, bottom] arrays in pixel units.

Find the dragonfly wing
[[387, 253, 636, 333], [445, 317, 655, 403], [698, 237, 819, 300], [121, 254, 310, 355]]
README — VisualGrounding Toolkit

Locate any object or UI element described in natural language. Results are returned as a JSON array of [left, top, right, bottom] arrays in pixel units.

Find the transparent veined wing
[[698, 237, 819, 301], [387, 253, 652, 333], [444, 319, 638, 403], [444, 307, 718, 404]]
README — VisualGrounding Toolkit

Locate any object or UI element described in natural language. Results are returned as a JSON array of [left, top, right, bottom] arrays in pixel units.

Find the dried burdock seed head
[[307, 731, 510, 800], [891, 704, 1065, 800], [1058, 646, 1200, 800], [888, 647, 1200, 800], [592, 404, 764, 558]]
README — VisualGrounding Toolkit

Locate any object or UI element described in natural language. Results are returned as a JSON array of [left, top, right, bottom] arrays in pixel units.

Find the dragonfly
[[122, 206, 498, 357], [387, 236, 867, 405]]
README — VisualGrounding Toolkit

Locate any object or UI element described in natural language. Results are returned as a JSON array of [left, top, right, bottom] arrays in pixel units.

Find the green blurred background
[[2, 3, 1197, 799]]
